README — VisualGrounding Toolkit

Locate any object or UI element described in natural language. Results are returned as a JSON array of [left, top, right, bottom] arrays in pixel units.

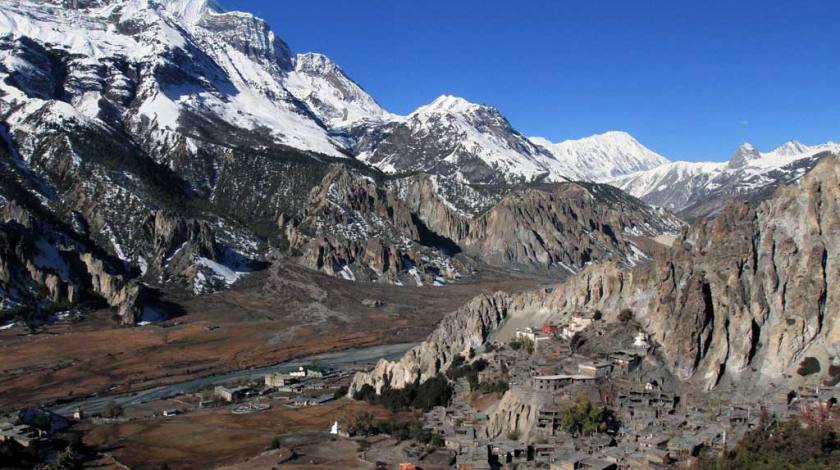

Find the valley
[[0, 258, 542, 409], [0, 1, 837, 469]]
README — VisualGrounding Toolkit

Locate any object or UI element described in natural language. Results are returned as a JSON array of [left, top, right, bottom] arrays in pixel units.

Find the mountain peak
[[771, 140, 809, 156], [597, 130, 635, 140], [531, 131, 668, 182], [728, 142, 761, 168], [412, 95, 487, 116]]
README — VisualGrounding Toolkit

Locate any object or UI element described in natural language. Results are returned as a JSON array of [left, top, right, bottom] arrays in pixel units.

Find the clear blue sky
[[223, 0, 839, 162]]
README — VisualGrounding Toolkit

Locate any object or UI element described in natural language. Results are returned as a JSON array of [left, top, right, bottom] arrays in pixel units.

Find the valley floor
[[80, 397, 406, 470], [0, 258, 542, 411]]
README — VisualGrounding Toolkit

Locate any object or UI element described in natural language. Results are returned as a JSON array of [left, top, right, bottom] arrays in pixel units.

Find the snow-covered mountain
[[0, 0, 394, 160], [0, 0, 686, 320], [354, 96, 670, 184], [355, 95, 556, 184], [0, 0, 670, 186], [611, 140, 840, 219], [285, 52, 395, 130], [530, 131, 669, 182]]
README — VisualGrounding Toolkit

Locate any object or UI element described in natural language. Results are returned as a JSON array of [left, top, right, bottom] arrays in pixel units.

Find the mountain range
[[0, 0, 836, 323]]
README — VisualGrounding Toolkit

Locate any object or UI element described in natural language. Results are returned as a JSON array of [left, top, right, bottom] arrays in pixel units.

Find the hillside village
[[348, 311, 840, 469]]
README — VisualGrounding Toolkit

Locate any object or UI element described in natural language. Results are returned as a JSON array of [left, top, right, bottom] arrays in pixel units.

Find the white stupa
[[330, 421, 339, 435]]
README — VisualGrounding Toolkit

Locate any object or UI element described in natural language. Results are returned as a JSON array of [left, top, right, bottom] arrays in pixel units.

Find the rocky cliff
[[458, 182, 681, 272], [350, 156, 840, 393], [0, 199, 142, 323], [541, 155, 840, 389], [288, 166, 682, 284], [348, 292, 520, 395]]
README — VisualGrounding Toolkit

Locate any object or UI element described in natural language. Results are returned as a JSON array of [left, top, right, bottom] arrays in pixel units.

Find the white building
[[634, 331, 650, 349], [559, 313, 595, 339]]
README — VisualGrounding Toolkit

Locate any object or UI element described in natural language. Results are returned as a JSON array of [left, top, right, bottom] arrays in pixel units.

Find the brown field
[[81, 398, 409, 470], [0, 258, 542, 409]]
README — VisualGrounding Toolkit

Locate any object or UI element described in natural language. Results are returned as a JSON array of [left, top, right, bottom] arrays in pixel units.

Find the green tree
[[560, 397, 616, 436]]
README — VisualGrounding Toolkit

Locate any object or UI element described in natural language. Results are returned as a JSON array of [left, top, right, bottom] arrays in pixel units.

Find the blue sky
[[224, 0, 839, 162]]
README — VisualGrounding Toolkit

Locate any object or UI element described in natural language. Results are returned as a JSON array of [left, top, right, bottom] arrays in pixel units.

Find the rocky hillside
[[284, 165, 682, 284], [351, 156, 840, 393]]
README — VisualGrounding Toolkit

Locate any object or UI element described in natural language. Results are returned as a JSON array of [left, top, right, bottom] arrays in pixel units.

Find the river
[[50, 342, 413, 416]]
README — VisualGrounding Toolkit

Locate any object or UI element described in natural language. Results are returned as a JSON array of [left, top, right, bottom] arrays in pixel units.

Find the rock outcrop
[[459, 183, 681, 271], [285, 165, 472, 286], [482, 389, 548, 441], [351, 156, 840, 393], [0, 201, 142, 323], [538, 156, 840, 388], [348, 292, 517, 395], [289, 166, 682, 283]]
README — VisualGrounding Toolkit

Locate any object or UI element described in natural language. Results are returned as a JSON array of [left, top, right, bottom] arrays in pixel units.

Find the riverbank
[[51, 342, 414, 416]]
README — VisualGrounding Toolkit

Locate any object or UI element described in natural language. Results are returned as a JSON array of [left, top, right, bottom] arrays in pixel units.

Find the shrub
[[479, 380, 509, 396], [447, 358, 488, 391], [509, 337, 534, 354], [797, 357, 821, 376], [333, 385, 349, 400], [45, 446, 81, 470], [618, 309, 634, 323], [694, 415, 840, 469], [104, 400, 123, 419], [344, 410, 375, 435], [372, 420, 443, 446]]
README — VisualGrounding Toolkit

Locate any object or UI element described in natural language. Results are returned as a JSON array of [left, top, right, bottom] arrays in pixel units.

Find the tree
[[104, 399, 123, 419], [694, 415, 840, 470], [46, 446, 80, 470], [344, 411, 375, 435], [354, 375, 452, 412], [618, 308, 634, 323], [479, 380, 509, 396], [333, 385, 349, 400], [560, 397, 617, 437]]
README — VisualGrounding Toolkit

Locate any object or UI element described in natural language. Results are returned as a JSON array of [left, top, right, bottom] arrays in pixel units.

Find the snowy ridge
[[1, 0, 684, 187], [0, 0, 361, 157], [285, 52, 395, 129], [359, 94, 673, 184], [358, 95, 556, 184], [611, 140, 840, 213], [529, 131, 669, 182]]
